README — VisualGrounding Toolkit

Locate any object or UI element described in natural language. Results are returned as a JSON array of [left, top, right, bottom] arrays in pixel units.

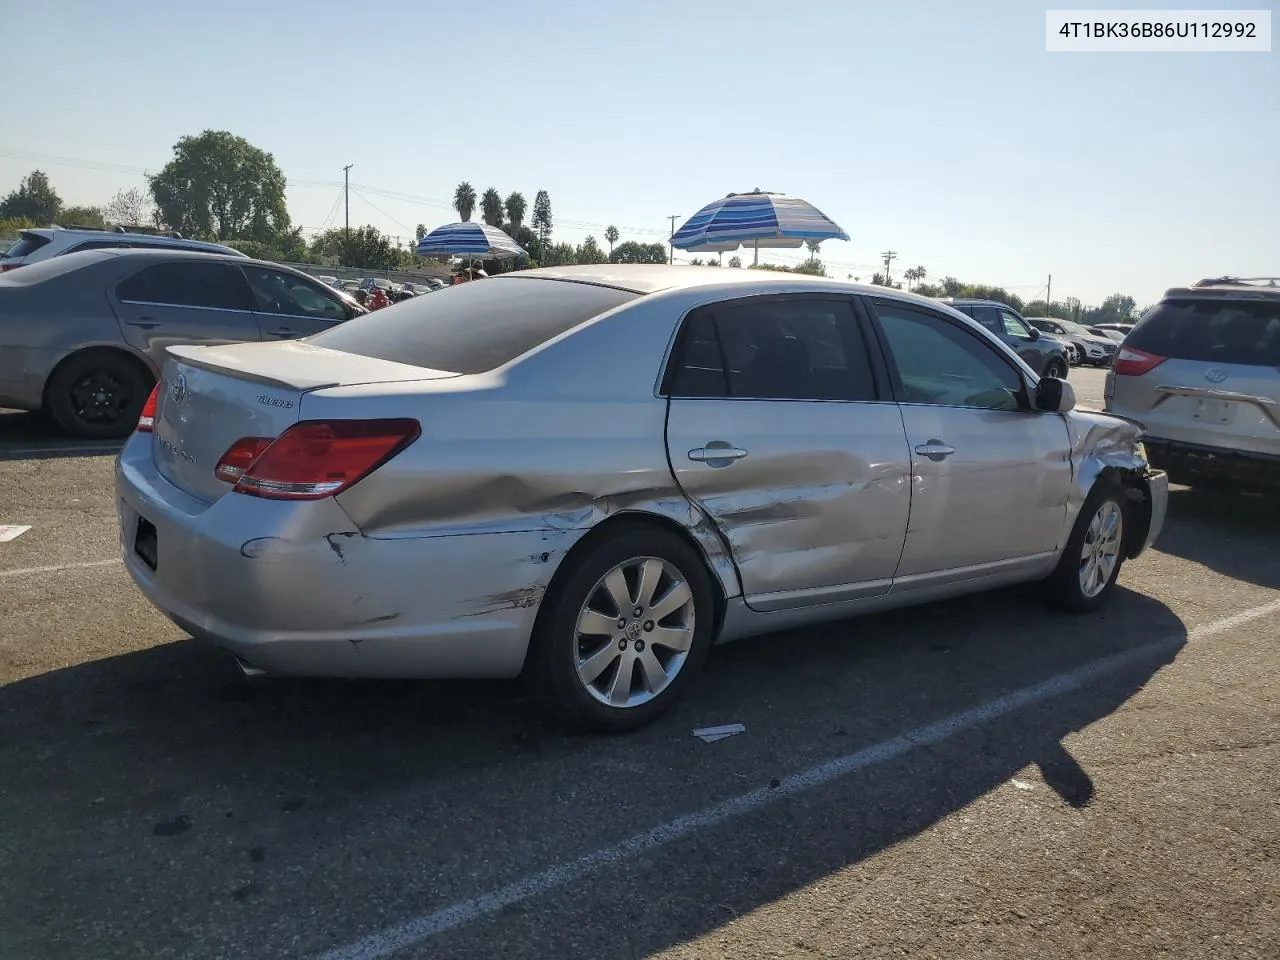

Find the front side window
[[666, 296, 877, 401], [1000, 310, 1033, 339], [871, 300, 1024, 411], [969, 305, 1003, 335], [242, 265, 350, 322], [115, 262, 252, 311]]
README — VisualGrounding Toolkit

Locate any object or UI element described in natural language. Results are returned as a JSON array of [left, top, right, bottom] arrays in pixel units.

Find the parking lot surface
[[1, 364, 1277, 960]]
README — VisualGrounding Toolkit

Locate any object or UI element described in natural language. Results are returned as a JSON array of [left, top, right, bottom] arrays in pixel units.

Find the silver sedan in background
[[116, 267, 1168, 732]]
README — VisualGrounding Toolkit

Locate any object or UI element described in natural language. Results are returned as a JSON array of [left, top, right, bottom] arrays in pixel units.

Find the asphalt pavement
[[1, 364, 1277, 960]]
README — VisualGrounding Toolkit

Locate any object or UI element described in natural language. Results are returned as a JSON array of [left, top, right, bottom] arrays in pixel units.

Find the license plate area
[[134, 516, 158, 571], [1190, 398, 1236, 425]]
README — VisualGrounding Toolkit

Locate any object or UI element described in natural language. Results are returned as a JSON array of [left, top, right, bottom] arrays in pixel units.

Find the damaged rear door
[[663, 294, 912, 612]]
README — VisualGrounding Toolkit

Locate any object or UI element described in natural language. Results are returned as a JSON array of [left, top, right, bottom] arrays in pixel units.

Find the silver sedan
[[115, 266, 1169, 731]]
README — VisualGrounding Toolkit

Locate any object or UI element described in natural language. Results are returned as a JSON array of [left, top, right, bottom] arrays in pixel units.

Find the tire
[[45, 351, 152, 440], [1043, 480, 1129, 614], [525, 524, 716, 733], [1043, 357, 1068, 380]]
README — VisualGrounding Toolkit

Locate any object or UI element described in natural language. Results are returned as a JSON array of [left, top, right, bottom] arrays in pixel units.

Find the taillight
[[1113, 346, 1166, 377], [0, 263, 22, 272], [213, 437, 273, 484], [223, 419, 420, 500], [137, 384, 160, 432]]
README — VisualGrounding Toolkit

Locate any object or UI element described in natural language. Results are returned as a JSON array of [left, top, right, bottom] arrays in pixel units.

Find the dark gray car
[[0, 249, 366, 439], [937, 298, 1071, 379]]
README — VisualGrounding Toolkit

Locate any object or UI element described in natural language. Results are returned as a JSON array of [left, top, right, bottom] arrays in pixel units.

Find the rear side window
[[116, 262, 253, 311], [1, 232, 52, 260], [665, 295, 878, 401], [307, 277, 639, 374], [1127, 298, 1280, 366]]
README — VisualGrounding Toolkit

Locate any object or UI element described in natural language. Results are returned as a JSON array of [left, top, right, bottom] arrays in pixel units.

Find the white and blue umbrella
[[414, 221, 528, 260], [671, 190, 849, 264]]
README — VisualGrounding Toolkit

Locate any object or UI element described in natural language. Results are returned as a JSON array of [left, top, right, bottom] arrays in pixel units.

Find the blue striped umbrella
[[671, 190, 849, 264], [414, 221, 528, 260]]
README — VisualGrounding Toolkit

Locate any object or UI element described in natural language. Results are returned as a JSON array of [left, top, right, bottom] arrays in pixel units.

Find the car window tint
[[116, 262, 250, 310], [667, 309, 729, 397], [873, 300, 1023, 411], [970, 305, 1003, 334], [307, 276, 640, 374], [66, 240, 131, 254], [678, 296, 876, 401], [242, 265, 349, 321], [1000, 310, 1031, 338], [1126, 298, 1280, 366]]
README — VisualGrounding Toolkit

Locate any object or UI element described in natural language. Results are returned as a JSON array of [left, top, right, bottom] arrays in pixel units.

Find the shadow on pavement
[[0, 584, 1185, 960], [1156, 486, 1280, 589], [0, 410, 124, 460]]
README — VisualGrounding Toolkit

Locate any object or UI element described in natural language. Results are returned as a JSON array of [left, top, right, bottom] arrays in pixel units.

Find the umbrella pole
[[753, 238, 759, 266]]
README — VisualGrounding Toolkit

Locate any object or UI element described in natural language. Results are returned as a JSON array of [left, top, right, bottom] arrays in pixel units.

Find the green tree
[[903, 265, 927, 291], [531, 190, 552, 246], [453, 181, 476, 221], [480, 187, 504, 227], [728, 255, 742, 268], [149, 131, 289, 241], [575, 235, 608, 264], [610, 240, 667, 264], [309, 225, 400, 269], [0, 170, 61, 224], [504, 192, 527, 234], [104, 187, 154, 227], [604, 224, 619, 256], [545, 241, 578, 266], [415, 223, 428, 242], [804, 239, 821, 263], [59, 205, 105, 228], [913, 282, 944, 297], [689, 257, 704, 266], [792, 259, 827, 277]]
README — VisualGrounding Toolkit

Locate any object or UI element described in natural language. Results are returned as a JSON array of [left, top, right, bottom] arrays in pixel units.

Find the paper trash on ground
[[0, 525, 32, 543], [693, 723, 746, 743]]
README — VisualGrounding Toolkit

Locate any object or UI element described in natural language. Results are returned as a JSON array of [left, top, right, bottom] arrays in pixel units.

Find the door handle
[[126, 318, 160, 329], [688, 444, 748, 463], [914, 440, 955, 461], [266, 327, 294, 338]]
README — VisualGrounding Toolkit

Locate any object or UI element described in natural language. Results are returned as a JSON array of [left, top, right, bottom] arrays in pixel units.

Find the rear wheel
[[525, 526, 716, 733], [1043, 357, 1069, 380], [1043, 480, 1128, 613], [46, 350, 152, 440]]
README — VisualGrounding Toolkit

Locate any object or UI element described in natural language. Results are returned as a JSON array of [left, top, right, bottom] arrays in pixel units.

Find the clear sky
[[2, 0, 1276, 307]]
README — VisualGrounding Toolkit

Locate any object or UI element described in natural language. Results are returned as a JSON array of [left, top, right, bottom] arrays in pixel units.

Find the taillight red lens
[[1113, 346, 1166, 377], [137, 384, 160, 432], [0, 263, 21, 272], [229, 419, 421, 500], [214, 437, 273, 484]]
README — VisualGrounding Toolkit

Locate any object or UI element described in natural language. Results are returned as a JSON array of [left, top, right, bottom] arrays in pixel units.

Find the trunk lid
[[152, 340, 457, 503]]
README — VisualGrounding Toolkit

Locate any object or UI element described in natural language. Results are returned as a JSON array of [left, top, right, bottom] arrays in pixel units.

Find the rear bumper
[[115, 434, 571, 679], [1144, 437, 1280, 488]]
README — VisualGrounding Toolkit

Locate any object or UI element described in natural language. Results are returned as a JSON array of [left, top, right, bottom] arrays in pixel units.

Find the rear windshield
[[1127, 297, 1280, 366], [0, 249, 112, 286], [1, 232, 52, 261], [307, 276, 640, 374]]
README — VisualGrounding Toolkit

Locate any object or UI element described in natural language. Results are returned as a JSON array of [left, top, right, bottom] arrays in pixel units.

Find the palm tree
[[604, 225, 619, 256], [903, 266, 920, 291], [480, 188, 504, 227], [504, 192, 527, 234], [453, 181, 476, 222], [805, 239, 821, 264]]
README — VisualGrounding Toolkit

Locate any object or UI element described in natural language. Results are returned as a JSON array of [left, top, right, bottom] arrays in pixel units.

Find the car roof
[[1162, 279, 1280, 302], [498, 263, 921, 299], [938, 297, 1013, 308]]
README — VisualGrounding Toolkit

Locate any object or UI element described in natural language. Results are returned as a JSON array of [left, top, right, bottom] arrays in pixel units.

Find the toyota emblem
[[1204, 368, 1228, 384], [170, 374, 188, 404]]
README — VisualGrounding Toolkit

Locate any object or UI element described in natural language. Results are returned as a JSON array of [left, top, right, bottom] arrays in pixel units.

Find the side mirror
[[1035, 376, 1076, 413], [1027, 326, 1040, 340]]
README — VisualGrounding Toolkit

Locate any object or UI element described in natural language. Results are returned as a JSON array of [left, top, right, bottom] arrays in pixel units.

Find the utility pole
[[880, 250, 898, 286], [1046, 273, 1052, 314], [667, 214, 680, 265], [343, 163, 353, 239]]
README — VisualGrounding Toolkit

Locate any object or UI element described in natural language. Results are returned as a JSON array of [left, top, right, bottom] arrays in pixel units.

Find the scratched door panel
[[667, 398, 912, 610]]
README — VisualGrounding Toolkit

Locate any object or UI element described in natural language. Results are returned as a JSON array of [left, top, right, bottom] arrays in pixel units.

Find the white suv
[[1105, 277, 1280, 490], [0, 225, 246, 272]]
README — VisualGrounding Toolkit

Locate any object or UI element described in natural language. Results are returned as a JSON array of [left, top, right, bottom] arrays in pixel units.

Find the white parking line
[[316, 596, 1280, 960], [0, 558, 120, 579]]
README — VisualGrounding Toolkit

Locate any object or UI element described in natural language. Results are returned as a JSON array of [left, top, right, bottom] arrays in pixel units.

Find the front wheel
[[1043, 480, 1128, 613], [1043, 357, 1069, 380], [525, 526, 716, 733]]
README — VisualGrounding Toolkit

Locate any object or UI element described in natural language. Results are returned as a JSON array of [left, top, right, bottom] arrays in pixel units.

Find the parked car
[[0, 249, 366, 439], [1105, 276, 1280, 490], [1025, 317, 1119, 367], [0, 225, 247, 272], [1093, 322, 1135, 338], [115, 267, 1167, 732], [938, 299, 1071, 378], [1089, 327, 1126, 342]]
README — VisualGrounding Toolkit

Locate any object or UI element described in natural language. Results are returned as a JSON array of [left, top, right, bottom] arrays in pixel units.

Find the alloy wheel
[[1078, 500, 1124, 598]]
